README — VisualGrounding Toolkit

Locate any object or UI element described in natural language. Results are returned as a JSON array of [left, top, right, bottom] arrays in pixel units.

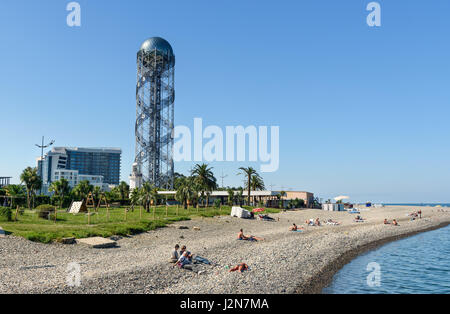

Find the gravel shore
[[0, 205, 449, 294]]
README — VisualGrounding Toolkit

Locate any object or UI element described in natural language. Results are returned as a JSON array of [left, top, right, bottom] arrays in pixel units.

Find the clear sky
[[0, 0, 449, 203]]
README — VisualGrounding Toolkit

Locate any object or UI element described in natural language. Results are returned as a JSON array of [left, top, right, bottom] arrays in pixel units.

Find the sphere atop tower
[[139, 37, 174, 57]]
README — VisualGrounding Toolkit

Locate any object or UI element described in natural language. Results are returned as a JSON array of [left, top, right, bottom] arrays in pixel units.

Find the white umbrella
[[334, 195, 349, 202]]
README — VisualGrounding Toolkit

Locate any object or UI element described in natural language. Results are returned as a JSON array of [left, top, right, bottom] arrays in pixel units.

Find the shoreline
[[1, 205, 449, 294], [298, 221, 450, 294]]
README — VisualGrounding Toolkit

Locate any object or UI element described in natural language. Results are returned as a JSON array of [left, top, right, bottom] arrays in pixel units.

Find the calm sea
[[323, 225, 450, 294], [383, 203, 450, 207]]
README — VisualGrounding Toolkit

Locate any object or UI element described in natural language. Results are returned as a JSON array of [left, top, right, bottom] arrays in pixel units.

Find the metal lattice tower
[[135, 37, 175, 189]]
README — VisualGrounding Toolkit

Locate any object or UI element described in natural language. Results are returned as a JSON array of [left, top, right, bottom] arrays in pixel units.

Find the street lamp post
[[35, 136, 55, 195]]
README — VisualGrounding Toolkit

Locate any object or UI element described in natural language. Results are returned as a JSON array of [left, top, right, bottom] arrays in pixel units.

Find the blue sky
[[0, 0, 449, 203]]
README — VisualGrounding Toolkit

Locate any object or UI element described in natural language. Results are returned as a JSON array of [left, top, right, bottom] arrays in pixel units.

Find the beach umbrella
[[252, 208, 265, 213], [334, 195, 349, 202]]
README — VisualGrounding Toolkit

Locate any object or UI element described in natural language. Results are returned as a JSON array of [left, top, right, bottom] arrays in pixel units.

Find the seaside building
[[0, 177, 12, 187], [37, 147, 121, 193], [155, 190, 315, 208]]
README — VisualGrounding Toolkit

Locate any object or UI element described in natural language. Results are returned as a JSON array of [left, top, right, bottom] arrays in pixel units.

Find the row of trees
[[1, 163, 281, 210]]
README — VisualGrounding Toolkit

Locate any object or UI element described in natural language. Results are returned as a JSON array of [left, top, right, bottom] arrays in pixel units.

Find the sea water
[[323, 225, 450, 294]]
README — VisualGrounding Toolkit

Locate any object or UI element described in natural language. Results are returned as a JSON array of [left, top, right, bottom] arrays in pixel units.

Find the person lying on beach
[[173, 251, 191, 269], [170, 244, 180, 263], [289, 223, 304, 231], [383, 219, 390, 224], [326, 219, 340, 225], [305, 219, 315, 226], [392, 219, 399, 226], [354, 215, 365, 222], [229, 263, 248, 273], [237, 229, 264, 241]]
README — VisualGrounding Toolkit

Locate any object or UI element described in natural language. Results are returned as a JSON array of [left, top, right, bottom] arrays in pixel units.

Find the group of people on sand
[[171, 244, 194, 268], [384, 218, 399, 226], [408, 210, 422, 220], [305, 218, 321, 226]]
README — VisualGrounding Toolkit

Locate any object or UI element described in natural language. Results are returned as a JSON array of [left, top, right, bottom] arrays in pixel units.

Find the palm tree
[[118, 181, 130, 202], [5, 184, 25, 208], [246, 174, 265, 205], [93, 186, 101, 203], [140, 182, 158, 212], [191, 163, 217, 207], [20, 167, 42, 210], [49, 178, 70, 209], [227, 188, 235, 206], [238, 167, 257, 206], [175, 177, 193, 209], [130, 187, 141, 212], [72, 180, 93, 200]]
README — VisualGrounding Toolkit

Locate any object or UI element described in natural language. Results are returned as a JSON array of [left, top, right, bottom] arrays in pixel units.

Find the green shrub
[[214, 199, 221, 208], [0, 207, 12, 221], [35, 204, 55, 219]]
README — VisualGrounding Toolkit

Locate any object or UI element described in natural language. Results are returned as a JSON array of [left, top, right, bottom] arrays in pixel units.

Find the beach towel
[[292, 230, 303, 232]]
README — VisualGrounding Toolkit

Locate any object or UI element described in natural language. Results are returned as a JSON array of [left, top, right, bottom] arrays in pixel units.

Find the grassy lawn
[[0, 205, 281, 243]]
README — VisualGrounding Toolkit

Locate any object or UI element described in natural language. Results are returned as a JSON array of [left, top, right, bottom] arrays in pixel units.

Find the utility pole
[[35, 136, 55, 195], [220, 170, 228, 189]]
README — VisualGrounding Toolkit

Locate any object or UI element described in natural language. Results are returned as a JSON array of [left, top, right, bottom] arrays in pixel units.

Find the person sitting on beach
[[173, 251, 191, 269], [315, 218, 321, 226], [179, 245, 193, 261], [393, 219, 399, 226], [383, 219, 390, 224], [229, 263, 248, 273], [355, 215, 364, 222], [170, 244, 180, 263], [237, 229, 264, 241]]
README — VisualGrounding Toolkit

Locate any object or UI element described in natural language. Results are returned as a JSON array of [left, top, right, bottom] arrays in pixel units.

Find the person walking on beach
[[418, 210, 422, 219]]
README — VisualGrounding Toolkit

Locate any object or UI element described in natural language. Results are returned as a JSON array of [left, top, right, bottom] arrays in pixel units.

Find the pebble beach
[[0, 205, 449, 294]]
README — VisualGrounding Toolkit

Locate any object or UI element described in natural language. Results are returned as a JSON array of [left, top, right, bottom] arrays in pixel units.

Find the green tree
[[175, 177, 193, 209], [130, 187, 141, 211], [191, 164, 217, 207], [140, 182, 154, 212], [227, 188, 235, 206], [20, 167, 42, 209], [5, 184, 25, 208], [238, 167, 257, 206], [72, 180, 93, 200], [49, 178, 70, 209], [118, 181, 130, 201]]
